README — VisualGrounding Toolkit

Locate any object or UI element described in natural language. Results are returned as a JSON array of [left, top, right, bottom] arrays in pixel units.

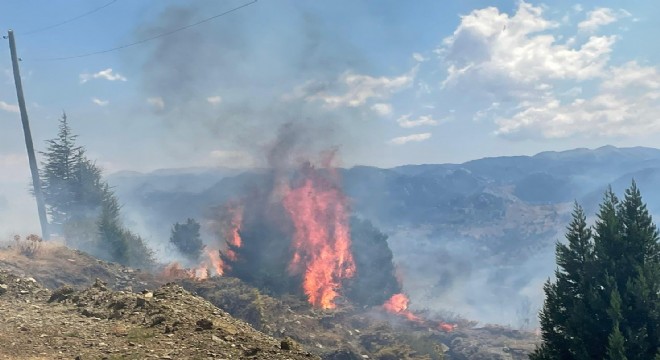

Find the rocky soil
[[0, 269, 316, 359], [0, 241, 539, 359]]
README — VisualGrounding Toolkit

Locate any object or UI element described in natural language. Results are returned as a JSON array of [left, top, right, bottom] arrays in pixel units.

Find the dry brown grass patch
[[13, 234, 42, 258]]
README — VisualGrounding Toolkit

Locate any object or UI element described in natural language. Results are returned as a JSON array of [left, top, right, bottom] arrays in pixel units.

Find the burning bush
[[220, 195, 301, 297], [215, 162, 401, 309]]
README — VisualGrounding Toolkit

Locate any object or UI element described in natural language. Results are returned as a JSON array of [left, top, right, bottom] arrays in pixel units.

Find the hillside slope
[[0, 242, 539, 360], [0, 269, 317, 360]]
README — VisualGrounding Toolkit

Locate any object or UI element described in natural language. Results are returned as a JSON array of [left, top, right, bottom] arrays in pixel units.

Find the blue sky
[[1, 1, 659, 181]]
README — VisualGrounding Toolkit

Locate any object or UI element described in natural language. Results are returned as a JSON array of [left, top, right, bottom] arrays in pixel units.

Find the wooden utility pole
[[7, 29, 50, 240]]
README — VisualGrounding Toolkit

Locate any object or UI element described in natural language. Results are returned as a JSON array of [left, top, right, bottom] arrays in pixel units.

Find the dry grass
[[13, 234, 42, 258]]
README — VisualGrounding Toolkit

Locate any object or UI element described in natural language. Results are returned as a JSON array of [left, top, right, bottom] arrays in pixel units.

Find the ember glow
[[282, 163, 356, 309], [383, 293, 456, 332]]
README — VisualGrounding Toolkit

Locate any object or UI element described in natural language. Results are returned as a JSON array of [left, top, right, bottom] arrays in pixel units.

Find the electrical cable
[[30, 0, 257, 62], [21, 0, 119, 36]]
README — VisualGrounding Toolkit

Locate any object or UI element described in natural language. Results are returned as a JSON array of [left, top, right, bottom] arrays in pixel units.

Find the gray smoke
[[129, 1, 379, 167]]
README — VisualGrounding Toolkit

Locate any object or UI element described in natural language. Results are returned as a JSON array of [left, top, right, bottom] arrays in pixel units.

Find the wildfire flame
[[383, 293, 456, 332], [383, 293, 422, 322], [162, 262, 197, 279], [164, 246, 232, 281], [222, 203, 243, 262], [282, 163, 356, 309], [206, 248, 224, 276], [164, 202, 244, 281]]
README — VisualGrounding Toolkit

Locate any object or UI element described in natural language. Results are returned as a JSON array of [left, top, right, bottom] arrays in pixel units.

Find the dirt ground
[[0, 241, 540, 360], [0, 268, 317, 360]]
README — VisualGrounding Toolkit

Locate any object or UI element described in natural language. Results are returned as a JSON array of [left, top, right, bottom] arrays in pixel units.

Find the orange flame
[[162, 262, 196, 279], [282, 164, 356, 309], [383, 293, 456, 332], [163, 249, 225, 281], [223, 203, 243, 262], [207, 248, 224, 276], [383, 293, 422, 322], [162, 198, 242, 280]]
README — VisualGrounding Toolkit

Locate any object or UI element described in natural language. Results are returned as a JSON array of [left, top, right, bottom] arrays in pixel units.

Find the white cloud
[[0, 100, 19, 113], [578, 8, 624, 32], [371, 103, 393, 116], [496, 62, 660, 138], [147, 97, 165, 110], [412, 53, 427, 62], [441, 1, 615, 88], [397, 114, 440, 128], [389, 132, 432, 145], [601, 61, 660, 90], [297, 68, 415, 108], [92, 98, 109, 106], [80, 68, 127, 84], [434, 1, 650, 141], [207, 96, 222, 105]]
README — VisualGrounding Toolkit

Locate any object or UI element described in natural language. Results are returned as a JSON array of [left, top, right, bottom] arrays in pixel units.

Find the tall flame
[[206, 248, 224, 276], [223, 203, 243, 262], [282, 165, 356, 309]]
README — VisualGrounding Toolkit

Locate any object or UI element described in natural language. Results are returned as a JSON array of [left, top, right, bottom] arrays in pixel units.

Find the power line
[[31, 0, 257, 62], [21, 0, 119, 36]]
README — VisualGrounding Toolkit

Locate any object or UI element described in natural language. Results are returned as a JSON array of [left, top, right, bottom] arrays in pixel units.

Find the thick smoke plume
[[129, 1, 393, 169]]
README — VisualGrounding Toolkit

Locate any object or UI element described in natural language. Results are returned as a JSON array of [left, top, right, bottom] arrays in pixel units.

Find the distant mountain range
[[107, 145, 660, 325]]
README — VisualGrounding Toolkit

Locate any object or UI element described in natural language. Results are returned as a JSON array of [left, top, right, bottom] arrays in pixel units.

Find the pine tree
[[531, 203, 594, 359], [70, 150, 105, 218], [40, 112, 81, 227], [615, 181, 660, 359], [97, 184, 154, 268], [533, 183, 660, 359], [97, 185, 128, 264], [40, 112, 153, 268], [607, 289, 627, 360]]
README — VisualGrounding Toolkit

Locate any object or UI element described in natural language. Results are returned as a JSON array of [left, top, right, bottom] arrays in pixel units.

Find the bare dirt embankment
[[0, 241, 540, 359], [0, 242, 316, 360]]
